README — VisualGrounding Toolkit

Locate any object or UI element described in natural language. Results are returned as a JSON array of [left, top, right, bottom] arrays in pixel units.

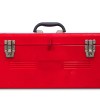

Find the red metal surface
[[0, 33, 100, 88]]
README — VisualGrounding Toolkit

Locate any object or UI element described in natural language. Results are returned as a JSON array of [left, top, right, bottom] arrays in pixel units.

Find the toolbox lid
[[0, 33, 100, 45]]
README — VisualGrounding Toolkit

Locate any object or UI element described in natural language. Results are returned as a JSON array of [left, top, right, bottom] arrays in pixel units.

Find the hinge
[[4, 40, 15, 58], [85, 39, 96, 58]]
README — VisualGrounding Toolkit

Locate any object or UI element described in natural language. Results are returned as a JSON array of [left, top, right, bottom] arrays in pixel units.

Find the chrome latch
[[4, 40, 15, 58], [85, 39, 96, 58]]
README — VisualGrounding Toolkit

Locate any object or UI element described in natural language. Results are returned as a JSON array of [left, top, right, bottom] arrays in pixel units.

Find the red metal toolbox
[[0, 22, 100, 88]]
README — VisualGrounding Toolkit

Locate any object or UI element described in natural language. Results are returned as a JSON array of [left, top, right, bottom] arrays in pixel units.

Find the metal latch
[[85, 39, 96, 58], [4, 40, 15, 58]]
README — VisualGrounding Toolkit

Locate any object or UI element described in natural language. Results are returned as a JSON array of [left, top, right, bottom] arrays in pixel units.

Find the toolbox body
[[0, 22, 100, 88]]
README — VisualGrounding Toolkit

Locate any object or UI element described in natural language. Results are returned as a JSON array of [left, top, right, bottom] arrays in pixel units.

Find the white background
[[0, 0, 100, 100]]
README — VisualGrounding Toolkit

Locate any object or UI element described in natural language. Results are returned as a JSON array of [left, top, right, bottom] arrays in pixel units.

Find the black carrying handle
[[33, 22, 66, 32]]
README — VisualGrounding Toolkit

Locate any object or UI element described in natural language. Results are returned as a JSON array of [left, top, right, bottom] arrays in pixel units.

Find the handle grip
[[33, 22, 66, 32]]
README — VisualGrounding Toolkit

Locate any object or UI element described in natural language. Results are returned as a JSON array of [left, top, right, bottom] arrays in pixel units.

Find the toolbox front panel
[[0, 44, 100, 88]]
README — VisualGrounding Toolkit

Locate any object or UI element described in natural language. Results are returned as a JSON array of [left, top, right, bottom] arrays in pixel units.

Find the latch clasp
[[4, 40, 15, 58], [85, 39, 96, 58]]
